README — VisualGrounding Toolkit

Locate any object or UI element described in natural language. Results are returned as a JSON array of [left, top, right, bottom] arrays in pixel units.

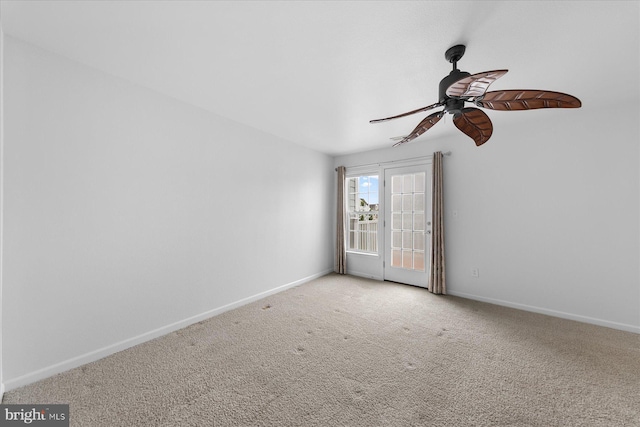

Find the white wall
[[335, 103, 640, 333], [2, 36, 334, 389]]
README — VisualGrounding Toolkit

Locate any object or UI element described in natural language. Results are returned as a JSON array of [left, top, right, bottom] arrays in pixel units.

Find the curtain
[[335, 166, 347, 274], [428, 152, 446, 294]]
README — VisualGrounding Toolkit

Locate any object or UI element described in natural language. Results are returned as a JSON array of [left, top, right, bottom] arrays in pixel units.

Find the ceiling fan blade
[[370, 102, 442, 123], [453, 108, 493, 146], [475, 90, 582, 110], [446, 69, 508, 98], [393, 111, 444, 147]]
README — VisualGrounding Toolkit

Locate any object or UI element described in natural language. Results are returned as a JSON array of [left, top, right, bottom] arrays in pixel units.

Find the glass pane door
[[384, 164, 432, 287]]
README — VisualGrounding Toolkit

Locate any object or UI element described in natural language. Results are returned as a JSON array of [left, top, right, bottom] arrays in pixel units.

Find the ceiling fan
[[370, 45, 581, 147]]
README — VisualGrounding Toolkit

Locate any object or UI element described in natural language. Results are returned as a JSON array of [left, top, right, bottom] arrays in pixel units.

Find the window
[[346, 175, 379, 253]]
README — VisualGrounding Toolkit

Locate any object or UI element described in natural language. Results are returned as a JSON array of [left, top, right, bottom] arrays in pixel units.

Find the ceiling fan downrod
[[445, 44, 466, 70]]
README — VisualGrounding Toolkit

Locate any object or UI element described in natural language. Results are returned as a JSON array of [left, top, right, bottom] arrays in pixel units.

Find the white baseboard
[[4, 269, 333, 392], [447, 290, 640, 334]]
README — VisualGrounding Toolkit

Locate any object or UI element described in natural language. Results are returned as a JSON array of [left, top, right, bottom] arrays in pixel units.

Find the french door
[[384, 164, 432, 287]]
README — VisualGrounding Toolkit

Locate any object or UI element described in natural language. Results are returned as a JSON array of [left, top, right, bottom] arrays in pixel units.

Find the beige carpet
[[3, 274, 640, 426]]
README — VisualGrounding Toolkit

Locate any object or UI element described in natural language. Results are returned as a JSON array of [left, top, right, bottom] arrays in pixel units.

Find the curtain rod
[[335, 151, 451, 172]]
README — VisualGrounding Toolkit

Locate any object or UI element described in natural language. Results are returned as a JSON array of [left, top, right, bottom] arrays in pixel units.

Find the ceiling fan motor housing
[[439, 69, 470, 115]]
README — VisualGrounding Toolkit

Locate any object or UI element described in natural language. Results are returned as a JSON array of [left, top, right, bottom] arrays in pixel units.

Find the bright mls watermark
[[0, 405, 69, 426]]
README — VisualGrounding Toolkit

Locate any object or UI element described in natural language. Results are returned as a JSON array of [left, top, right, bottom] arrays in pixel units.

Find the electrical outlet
[[471, 268, 479, 278]]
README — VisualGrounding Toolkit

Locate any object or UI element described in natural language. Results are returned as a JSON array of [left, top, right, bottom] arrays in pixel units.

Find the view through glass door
[[384, 164, 432, 287]]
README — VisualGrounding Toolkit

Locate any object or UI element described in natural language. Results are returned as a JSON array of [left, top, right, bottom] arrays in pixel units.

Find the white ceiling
[[1, 1, 639, 156]]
